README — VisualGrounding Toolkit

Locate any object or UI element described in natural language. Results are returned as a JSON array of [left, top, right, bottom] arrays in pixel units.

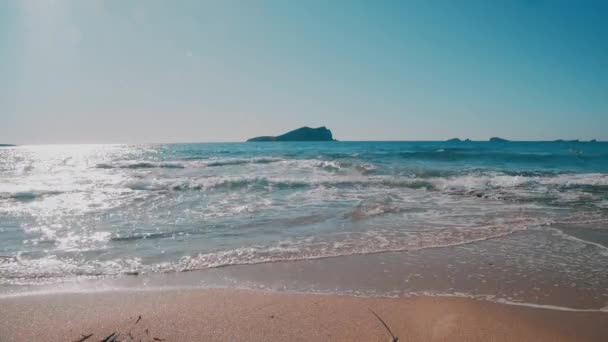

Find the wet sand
[[1, 288, 607, 342]]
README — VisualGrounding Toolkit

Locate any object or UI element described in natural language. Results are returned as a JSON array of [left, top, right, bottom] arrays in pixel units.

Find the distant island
[[0, 144, 15, 147], [553, 139, 580, 143], [247, 126, 336, 142], [444, 138, 601, 143]]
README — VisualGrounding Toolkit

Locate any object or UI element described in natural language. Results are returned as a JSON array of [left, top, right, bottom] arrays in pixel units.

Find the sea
[[1, 141, 607, 310]]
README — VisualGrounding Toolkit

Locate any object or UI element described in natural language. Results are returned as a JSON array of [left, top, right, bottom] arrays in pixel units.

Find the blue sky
[[1, 0, 607, 143]]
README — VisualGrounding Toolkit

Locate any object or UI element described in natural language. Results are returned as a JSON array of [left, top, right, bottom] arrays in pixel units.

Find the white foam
[[203, 157, 284, 167], [0, 219, 541, 286], [406, 291, 608, 313], [546, 227, 608, 256], [429, 172, 608, 192], [540, 173, 608, 186]]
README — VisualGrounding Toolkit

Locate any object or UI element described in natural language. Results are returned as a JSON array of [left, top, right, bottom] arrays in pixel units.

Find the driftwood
[[102, 332, 119, 342], [74, 307, 401, 341], [370, 309, 398, 342], [75, 333, 93, 342]]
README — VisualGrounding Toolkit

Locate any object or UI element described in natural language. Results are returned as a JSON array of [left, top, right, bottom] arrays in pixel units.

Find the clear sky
[[1, 0, 607, 144]]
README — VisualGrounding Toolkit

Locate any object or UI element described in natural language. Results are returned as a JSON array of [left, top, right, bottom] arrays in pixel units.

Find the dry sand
[[1, 288, 607, 341]]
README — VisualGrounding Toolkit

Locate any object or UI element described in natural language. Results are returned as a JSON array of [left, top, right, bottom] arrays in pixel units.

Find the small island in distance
[[247, 126, 336, 142], [0, 144, 16, 147], [447, 138, 472, 142], [446, 138, 600, 143], [446, 137, 510, 142]]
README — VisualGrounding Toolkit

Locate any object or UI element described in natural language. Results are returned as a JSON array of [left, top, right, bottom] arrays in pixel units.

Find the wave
[[546, 227, 608, 256], [553, 217, 608, 225], [397, 150, 595, 163], [0, 190, 65, 201], [0, 255, 143, 285], [347, 196, 403, 220], [117, 174, 608, 203], [539, 173, 608, 187], [96, 162, 185, 169], [204, 157, 284, 167], [207, 158, 354, 172], [94, 156, 608, 194], [121, 176, 433, 193], [0, 220, 542, 285], [123, 176, 310, 192], [110, 230, 195, 242], [428, 173, 608, 192], [408, 292, 608, 313], [95, 157, 351, 171], [4, 172, 606, 215]]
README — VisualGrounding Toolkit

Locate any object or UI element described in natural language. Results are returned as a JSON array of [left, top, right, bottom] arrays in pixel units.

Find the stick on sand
[[370, 309, 398, 342]]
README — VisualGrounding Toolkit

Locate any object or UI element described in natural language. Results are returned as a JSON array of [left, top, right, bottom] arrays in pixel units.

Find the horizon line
[[3, 139, 605, 146]]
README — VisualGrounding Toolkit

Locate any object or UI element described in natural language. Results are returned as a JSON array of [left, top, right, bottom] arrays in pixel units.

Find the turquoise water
[[1, 141, 607, 288]]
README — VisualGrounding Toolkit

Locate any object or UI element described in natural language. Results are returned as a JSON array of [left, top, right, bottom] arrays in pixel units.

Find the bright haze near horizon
[[1, 0, 607, 144]]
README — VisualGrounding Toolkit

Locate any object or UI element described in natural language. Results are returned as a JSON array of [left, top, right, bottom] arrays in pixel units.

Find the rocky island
[[489, 137, 509, 142], [0, 144, 16, 147], [553, 139, 580, 143], [247, 126, 336, 142]]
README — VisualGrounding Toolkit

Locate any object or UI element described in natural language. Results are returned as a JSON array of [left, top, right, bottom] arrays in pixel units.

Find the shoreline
[[1, 288, 607, 342], [2, 284, 607, 314], [2, 226, 607, 312]]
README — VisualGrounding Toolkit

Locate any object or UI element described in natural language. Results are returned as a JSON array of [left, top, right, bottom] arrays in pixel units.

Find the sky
[[1, 0, 607, 144]]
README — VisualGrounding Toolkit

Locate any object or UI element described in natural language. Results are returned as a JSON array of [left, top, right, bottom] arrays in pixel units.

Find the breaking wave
[[118, 172, 608, 197], [204, 157, 284, 167], [0, 219, 542, 285], [0, 190, 65, 201], [397, 149, 601, 163], [96, 162, 185, 169]]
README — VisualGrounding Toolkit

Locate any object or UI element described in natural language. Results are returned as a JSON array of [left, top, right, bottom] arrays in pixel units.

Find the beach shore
[[1, 288, 606, 342]]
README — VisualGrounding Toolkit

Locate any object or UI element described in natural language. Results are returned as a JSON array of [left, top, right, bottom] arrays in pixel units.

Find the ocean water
[[1, 141, 607, 300]]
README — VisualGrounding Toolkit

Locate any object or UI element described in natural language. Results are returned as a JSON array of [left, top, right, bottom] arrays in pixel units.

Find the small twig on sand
[[102, 332, 119, 342], [369, 309, 398, 342], [75, 333, 93, 342], [153, 338, 166, 341], [135, 315, 142, 324]]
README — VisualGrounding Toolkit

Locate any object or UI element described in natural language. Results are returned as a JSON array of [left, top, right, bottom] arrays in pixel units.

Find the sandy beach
[[2, 0, 607, 340], [1, 288, 607, 342]]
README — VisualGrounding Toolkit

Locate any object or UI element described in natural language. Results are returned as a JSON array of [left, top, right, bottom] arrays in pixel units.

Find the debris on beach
[[102, 332, 119, 342], [370, 309, 398, 342], [75, 333, 93, 342]]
